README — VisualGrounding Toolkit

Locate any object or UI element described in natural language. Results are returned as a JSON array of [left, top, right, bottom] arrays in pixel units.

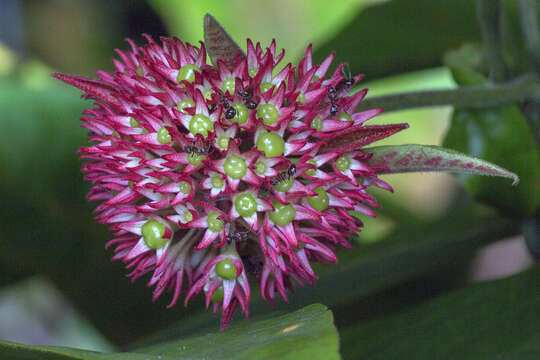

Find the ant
[[270, 164, 296, 186], [238, 87, 258, 109], [327, 86, 339, 116], [225, 223, 248, 244], [336, 65, 355, 92], [218, 92, 237, 120], [327, 66, 355, 117], [185, 138, 214, 155]]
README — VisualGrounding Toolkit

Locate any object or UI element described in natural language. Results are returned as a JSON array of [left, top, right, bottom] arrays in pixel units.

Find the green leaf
[[340, 265, 540, 360], [0, 340, 101, 360], [363, 144, 519, 184], [444, 106, 538, 217], [203, 14, 245, 70], [313, 0, 480, 79], [0, 304, 340, 360]]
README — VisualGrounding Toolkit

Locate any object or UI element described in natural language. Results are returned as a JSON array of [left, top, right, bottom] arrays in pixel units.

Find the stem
[[518, 0, 540, 149], [476, 0, 506, 81], [356, 74, 540, 113], [519, 0, 540, 72]]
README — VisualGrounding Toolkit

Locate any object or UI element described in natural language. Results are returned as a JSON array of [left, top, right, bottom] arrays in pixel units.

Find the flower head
[[54, 29, 408, 329]]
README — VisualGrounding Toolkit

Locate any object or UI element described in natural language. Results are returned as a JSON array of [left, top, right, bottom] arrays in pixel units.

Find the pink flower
[[54, 34, 408, 330]]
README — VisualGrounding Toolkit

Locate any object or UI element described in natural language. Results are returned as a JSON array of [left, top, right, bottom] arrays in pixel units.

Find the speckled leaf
[[364, 144, 519, 185], [203, 13, 246, 70], [0, 304, 339, 360]]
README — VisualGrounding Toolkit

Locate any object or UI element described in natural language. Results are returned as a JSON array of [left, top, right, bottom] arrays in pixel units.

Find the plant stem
[[519, 0, 540, 72], [476, 0, 506, 81], [356, 74, 540, 113]]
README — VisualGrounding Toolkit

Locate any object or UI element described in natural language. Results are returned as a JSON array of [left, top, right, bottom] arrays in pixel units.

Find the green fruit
[[336, 155, 350, 172], [141, 220, 168, 249], [235, 193, 257, 217], [269, 201, 296, 226], [215, 259, 237, 279], [157, 127, 171, 144], [189, 114, 213, 137], [207, 212, 224, 232], [307, 187, 330, 211], [257, 103, 280, 125], [256, 132, 285, 157], [224, 155, 247, 179], [177, 64, 200, 84]]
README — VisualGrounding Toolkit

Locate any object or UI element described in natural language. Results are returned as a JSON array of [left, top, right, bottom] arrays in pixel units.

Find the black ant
[[336, 65, 355, 92], [327, 86, 339, 116], [270, 164, 296, 186], [328, 65, 355, 117], [238, 87, 258, 109], [225, 223, 248, 244], [185, 138, 214, 155], [218, 92, 237, 120]]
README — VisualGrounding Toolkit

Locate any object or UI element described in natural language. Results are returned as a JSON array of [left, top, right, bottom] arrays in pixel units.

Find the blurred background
[[0, 0, 537, 357]]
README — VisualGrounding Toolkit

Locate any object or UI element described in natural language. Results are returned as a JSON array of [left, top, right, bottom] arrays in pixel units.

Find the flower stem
[[356, 74, 540, 113], [476, 0, 506, 81], [519, 0, 540, 72]]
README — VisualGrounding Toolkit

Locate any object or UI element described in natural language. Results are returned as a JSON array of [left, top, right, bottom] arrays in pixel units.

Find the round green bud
[[307, 187, 329, 211], [337, 111, 352, 122], [207, 211, 224, 232], [257, 103, 280, 126], [311, 115, 323, 131], [211, 176, 224, 188], [248, 68, 258, 77], [141, 220, 168, 249], [177, 64, 200, 84], [178, 181, 191, 194], [230, 103, 248, 124], [274, 177, 294, 192], [254, 159, 267, 175], [203, 88, 214, 101], [215, 258, 238, 280], [129, 117, 139, 127], [256, 132, 285, 157], [336, 155, 351, 172], [305, 159, 317, 176], [188, 153, 206, 166], [157, 127, 171, 144], [224, 155, 247, 179], [235, 193, 257, 217], [177, 98, 195, 114], [136, 67, 143, 76], [211, 287, 224, 302], [217, 136, 230, 150], [189, 114, 213, 137], [297, 92, 307, 105], [260, 81, 273, 94], [221, 77, 235, 94], [269, 201, 296, 226], [183, 211, 193, 223]]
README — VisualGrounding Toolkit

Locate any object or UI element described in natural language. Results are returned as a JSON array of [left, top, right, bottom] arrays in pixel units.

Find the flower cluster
[[54, 35, 405, 329]]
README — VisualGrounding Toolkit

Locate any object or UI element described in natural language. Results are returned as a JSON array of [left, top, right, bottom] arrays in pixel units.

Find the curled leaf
[[203, 14, 246, 70], [364, 144, 519, 185]]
